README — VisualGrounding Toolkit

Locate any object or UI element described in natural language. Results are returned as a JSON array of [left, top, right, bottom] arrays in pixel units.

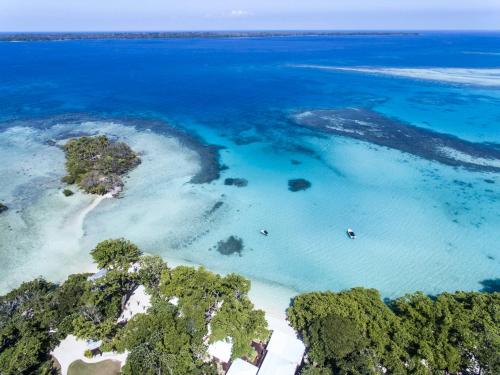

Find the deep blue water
[[0, 32, 499, 296]]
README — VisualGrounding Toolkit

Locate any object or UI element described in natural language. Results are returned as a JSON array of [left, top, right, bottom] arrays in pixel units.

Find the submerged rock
[[0, 203, 7, 213], [232, 135, 261, 146], [224, 178, 248, 187], [62, 189, 74, 197], [288, 178, 312, 192], [216, 236, 244, 256]]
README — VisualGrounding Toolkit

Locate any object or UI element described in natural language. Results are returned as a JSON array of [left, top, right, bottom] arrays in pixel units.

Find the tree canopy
[[90, 238, 142, 270], [288, 288, 500, 375], [0, 239, 268, 374]]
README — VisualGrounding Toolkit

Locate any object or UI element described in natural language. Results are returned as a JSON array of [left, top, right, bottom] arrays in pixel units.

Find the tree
[[90, 238, 142, 270], [0, 279, 61, 374], [288, 289, 500, 375], [160, 266, 269, 360], [114, 300, 213, 375], [139, 255, 169, 293], [308, 314, 366, 363]]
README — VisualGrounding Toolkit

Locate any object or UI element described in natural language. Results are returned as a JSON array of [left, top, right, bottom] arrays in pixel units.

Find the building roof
[[266, 330, 305, 365], [226, 358, 259, 375], [257, 352, 297, 375], [85, 339, 102, 351], [117, 285, 151, 323], [87, 268, 107, 281], [207, 338, 232, 363]]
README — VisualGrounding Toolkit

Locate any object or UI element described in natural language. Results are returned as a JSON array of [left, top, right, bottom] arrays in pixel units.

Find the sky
[[0, 0, 499, 31]]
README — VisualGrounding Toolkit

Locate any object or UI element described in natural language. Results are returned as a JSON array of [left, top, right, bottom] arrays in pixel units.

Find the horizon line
[[1, 29, 499, 33]]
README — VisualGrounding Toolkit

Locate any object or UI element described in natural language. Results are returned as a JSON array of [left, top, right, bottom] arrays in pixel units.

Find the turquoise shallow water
[[0, 33, 499, 296]]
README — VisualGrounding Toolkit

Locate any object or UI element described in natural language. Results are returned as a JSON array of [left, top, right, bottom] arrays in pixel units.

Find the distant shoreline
[[0, 31, 419, 42]]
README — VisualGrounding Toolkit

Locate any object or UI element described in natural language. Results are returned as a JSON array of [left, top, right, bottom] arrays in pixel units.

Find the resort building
[[226, 358, 259, 375], [117, 285, 151, 323], [207, 337, 233, 365], [225, 329, 305, 375], [86, 268, 107, 281]]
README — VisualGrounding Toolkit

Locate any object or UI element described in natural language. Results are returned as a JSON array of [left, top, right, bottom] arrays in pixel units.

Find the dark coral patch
[[224, 178, 248, 187], [216, 236, 244, 256], [288, 178, 311, 192]]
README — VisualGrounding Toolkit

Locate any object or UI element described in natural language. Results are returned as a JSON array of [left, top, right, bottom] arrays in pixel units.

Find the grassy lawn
[[67, 359, 121, 375]]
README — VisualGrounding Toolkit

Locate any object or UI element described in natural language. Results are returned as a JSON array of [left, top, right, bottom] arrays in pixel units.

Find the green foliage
[[138, 255, 169, 293], [0, 278, 71, 374], [114, 300, 214, 375], [72, 270, 138, 340], [288, 289, 500, 375], [90, 238, 142, 270], [308, 314, 367, 364], [62, 135, 140, 194], [392, 291, 500, 374], [301, 365, 333, 375], [160, 267, 268, 359]]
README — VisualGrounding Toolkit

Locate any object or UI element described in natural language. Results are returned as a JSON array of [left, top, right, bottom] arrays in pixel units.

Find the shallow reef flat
[[0, 115, 224, 293], [293, 108, 500, 172]]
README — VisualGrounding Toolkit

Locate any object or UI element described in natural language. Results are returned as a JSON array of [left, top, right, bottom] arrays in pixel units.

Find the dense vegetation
[[288, 288, 500, 375], [0, 239, 268, 374], [62, 136, 140, 195]]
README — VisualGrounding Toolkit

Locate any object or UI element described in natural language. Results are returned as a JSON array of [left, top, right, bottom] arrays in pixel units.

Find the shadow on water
[[479, 278, 500, 293]]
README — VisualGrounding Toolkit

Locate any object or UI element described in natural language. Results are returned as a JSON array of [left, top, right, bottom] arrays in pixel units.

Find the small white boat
[[346, 228, 356, 239], [260, 229, 269, 236]]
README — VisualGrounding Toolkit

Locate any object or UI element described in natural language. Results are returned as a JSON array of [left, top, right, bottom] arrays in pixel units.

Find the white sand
[[291, 65, 500, 87], [438, 146, 500, 169], [247, 279, 298, 336], [117, 285, 151, 323], [51, 335, 128, 375]]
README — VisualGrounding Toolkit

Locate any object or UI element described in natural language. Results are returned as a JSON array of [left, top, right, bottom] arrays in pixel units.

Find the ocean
[[0, 32, 499, 298]]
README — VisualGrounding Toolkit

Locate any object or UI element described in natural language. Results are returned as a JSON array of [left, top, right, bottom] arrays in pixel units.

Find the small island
[[0, 202, 8, 213], [62, 136, 141, 195]]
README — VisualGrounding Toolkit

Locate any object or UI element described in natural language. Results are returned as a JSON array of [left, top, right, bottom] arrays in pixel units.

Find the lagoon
[[0, 32, 499, 299]]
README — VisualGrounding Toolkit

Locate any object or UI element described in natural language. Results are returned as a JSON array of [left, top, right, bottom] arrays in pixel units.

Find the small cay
[[0, 202, 7, 214], [62, 135, 141, 195]]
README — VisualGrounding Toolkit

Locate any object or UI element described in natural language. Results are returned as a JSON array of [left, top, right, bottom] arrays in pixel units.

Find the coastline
[[0, 31, 420, 42]]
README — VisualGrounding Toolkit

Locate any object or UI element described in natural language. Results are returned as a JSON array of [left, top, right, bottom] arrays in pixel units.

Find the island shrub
[[62, 135, 140, 195]]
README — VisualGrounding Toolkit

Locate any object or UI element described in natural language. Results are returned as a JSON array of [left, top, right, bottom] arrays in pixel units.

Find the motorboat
[[346, 228, 356, 239], [260, 229, 269, 236]]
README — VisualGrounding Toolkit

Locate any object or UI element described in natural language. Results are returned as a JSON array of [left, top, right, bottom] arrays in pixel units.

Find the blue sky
[[1, 0, 499, 31]]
